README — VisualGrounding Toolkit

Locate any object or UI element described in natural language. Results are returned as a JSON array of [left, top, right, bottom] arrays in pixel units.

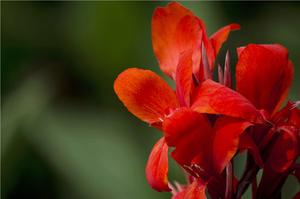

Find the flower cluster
[[114, 2, 299, 199]]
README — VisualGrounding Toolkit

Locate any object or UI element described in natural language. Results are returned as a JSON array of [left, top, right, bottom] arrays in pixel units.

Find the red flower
[[114, 2, 299, 199], [114, 2, 249, 194], [193, 43, 299, 198], [235, 44, 299, 182], [192, 44, 298, 169]]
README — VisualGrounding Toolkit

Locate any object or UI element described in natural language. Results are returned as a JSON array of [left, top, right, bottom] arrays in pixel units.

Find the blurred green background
[[2, 2, 299, 199]]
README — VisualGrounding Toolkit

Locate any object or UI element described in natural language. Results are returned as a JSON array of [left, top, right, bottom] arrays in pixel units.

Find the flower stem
[[225, 161, 233, 199], [235, 155, 260, 199]]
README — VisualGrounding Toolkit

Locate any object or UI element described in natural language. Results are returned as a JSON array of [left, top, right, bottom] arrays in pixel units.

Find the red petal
[[163, 108, 214, 177], [289, 106, 300, 128], [152, 2, 202, 78], [272, 101, 295, 125], [176, 16, 202, 77], [239, 133, 264, 168], [146, 137, 171, 192], [210, 23, 240, 55], [272, 101, 300, 128], [172, 179, 207, 199], [213, 117, 252, 173], [236, 44, 293, 115], [114, 68, 179, 124], [176, 50, 194, 107], [236, 46, 245, 58], [191, 79, 263, 123], [266, 125, 299, 172], [164, 109, 251, 177], [198, 20, 216, 71]]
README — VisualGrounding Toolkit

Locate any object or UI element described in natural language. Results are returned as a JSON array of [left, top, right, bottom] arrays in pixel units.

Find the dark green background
[[2, 2, 299, 199]]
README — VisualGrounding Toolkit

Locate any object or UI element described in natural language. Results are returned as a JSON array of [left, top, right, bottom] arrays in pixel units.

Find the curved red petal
[[272, 101, 295, 125], [213, 117, 252, 173], [176, 50, 194, 107], [236, 44, 293, 115], [289, 105, 300, 129], [198, 19, 216, 71], [191, 79, 263, 123], [114, 68, 179, 124], [176, 16, 202, 78], [152, 2, 202, 78], [210, 23, 240, 55], [266, 125, 299, 172], [239, 133, 264, 168], [163, 108, 214, 177], [272, 101, 300, 128], [236, 46, 245, 58], [146, 137, 171, 192]]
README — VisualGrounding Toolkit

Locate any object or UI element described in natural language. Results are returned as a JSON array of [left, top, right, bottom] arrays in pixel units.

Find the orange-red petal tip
[[114, 68, 178, 124]]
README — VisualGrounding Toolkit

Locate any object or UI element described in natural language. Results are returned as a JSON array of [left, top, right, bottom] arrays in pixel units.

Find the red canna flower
[[114, 1, 299, 199], [114, 2, 250, 195]]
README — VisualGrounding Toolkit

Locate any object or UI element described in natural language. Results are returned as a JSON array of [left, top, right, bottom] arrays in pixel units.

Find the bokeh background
[[2, 1, 300, 199]]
